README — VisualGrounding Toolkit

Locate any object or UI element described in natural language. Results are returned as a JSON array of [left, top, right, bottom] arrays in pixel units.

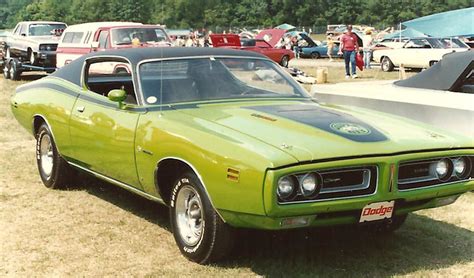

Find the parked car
[[5, 21, 66, 67], [312, 51, 474, 137], [56, 22, 171, 68], [210, 32, 294, 67], [373, 37, 469, 72], [299, 40, 341, 59], [11, 47, 474, 264]]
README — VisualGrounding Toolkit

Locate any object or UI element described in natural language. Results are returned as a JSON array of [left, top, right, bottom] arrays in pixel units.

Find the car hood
[[179, 100, 472, 163], [255, 29, 286, 47]]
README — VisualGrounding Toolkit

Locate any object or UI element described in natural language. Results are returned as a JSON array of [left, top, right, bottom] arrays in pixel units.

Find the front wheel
[[3, 60, 10, 79], [170, 172, 234, 264], [280, 55, 289, 67], [36, 123, 73, 189]]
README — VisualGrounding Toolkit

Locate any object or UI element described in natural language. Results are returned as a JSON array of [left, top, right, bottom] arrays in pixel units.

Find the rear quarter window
[[62, 32, 84, 44]]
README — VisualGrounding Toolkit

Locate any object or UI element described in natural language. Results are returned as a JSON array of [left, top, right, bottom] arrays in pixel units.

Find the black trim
[[269, 147, 474, 170]]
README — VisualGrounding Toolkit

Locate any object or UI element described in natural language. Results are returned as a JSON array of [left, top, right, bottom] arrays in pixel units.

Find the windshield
[[29, 24, 66, 36], [139, 58, 309, 105], [111, 27, 169, 46]]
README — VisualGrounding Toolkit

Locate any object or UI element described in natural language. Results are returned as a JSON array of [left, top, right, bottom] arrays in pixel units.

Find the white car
[[312, 51, 474, 138], [373, 37, 469, 72]]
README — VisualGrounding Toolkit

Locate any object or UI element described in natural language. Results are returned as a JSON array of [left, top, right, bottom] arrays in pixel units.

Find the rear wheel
[[36, 123, 74, 189], [280, 55, 289, 67], [429, 60, 438, 67], [170, 171, 234, 264], [381, 56, 394, 72], [311, 52, 320, 59]]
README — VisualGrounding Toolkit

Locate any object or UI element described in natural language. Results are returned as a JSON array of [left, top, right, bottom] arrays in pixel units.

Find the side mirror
[[107, 89, 127, 108], [21, 33, 26, 37], [91, 41, 99, 51]]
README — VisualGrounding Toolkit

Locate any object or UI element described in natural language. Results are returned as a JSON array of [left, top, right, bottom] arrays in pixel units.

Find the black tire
[[3, 60, 10, 79], [280, 55, 289, 67], [311, 52, 320, 59], [35, 123, 73, 189], [9, 60, 21, 81], [170, 171, 234, 264], [381, 56, 394, 72], [362, 214, 408, 234]]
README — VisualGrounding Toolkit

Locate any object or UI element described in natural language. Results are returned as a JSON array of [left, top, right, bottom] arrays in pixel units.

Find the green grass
[[0, 75, 473, 276]]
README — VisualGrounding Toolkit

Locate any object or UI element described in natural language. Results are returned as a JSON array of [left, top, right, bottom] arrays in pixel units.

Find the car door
[[9, 23, 25, 57], [69, 57, 143, 188]]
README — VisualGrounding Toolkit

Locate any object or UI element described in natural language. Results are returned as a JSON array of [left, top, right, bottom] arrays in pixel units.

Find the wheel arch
[[154, 156, 226, 222], [32, 115, 60, 153]]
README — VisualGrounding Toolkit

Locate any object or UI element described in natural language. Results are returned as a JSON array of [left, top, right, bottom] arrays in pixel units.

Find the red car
[[210, 29, 294, 67]]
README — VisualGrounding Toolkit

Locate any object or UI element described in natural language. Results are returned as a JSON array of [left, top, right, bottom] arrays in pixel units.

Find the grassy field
[[0, 75, 473, 276]]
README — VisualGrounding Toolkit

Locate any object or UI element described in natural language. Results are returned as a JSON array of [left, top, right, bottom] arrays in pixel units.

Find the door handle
[[76, 106, 85, 112]]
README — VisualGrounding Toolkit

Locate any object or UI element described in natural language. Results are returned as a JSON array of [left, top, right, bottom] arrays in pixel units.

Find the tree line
[[0, 0, 471, 31]]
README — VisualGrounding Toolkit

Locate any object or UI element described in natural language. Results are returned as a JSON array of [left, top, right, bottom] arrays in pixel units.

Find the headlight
[[300, 172, 322, 198], [277, 176, 297, 201], [453, 157, 470, 178], [434, 159, 452, 181]]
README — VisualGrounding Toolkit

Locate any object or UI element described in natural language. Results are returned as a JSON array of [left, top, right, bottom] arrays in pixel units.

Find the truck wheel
[[28, 49, 36, 65], [170, 171, 234, 264], [381, 56, 394, 72], [3, 61, 10, 79], [36, 123, 74, 189], [9, 60, 21, 81], [280, 55, 289, 67]]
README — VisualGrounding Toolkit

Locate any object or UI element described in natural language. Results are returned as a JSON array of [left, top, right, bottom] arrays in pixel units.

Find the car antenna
[[159, 3, 164, 117]]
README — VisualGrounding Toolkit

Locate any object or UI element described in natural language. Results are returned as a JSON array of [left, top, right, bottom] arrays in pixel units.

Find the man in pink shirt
[[338, 25, 359, 79]]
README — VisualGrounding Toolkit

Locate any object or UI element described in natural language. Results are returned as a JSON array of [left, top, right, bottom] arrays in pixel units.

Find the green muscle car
[[11, 48, 474, 264]]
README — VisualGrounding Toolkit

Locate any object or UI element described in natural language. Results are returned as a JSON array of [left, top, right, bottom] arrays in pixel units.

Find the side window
[[62, 32, 74, 43], [86, 59, 137, 104], [97, 31, 109, 48]]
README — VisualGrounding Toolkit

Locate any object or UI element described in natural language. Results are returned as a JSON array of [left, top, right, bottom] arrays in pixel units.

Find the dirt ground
[[0, 74, 473, 277]]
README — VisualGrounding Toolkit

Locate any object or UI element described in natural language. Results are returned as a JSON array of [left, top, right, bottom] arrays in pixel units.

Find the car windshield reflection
[[139, 58, 309, 105]]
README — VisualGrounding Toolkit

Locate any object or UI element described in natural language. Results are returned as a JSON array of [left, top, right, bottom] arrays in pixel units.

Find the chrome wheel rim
[[40, 134, 54, 177], [29, 52, 35, 64], [9, 63, 14, 76], [382, 59, 388, 71], [175, 185, 204, 246]]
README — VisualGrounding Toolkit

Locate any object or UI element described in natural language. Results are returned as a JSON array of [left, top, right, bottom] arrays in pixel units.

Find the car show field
[[1, 70, 473, 276]]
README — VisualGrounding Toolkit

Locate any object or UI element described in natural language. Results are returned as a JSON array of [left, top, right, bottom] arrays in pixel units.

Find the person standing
[[291, 36, 299, 59], [338, 25, 359, 79], [362, 29, 373, 69], [327, 35, 335, 62]]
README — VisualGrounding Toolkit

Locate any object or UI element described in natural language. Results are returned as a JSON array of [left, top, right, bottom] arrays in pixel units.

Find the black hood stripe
[[247, 104, 388, 142]]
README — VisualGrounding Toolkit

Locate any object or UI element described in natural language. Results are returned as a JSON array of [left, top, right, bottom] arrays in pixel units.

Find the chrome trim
[[157, 156, 226, 222], [68, 161, 165, 204], [397, 177, 473, 192], [397, 156, 472, 188], [278, 166, 379, 205]]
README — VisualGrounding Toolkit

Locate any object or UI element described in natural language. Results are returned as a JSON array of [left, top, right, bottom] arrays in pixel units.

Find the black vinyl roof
[[52, 47, 267, 86], [395, 50, 473, 91]]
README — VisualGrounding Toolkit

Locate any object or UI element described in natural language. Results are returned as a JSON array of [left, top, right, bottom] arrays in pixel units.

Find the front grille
[[398, 156, 473, 190], [278, 166, 377, 204]]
